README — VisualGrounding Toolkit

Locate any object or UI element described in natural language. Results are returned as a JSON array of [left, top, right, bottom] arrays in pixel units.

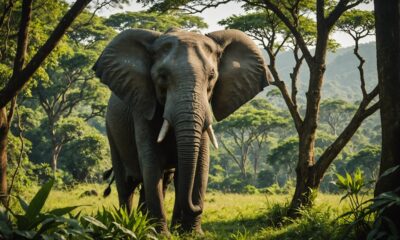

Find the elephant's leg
[[138, 185, 147, 212], [134, 117, 169, 233], [108, 128, 136, 211], [141, 164, 168, 233], [171, 170, 182, 230], [182, 133, 209, 233], [162, 168, 175, 197]]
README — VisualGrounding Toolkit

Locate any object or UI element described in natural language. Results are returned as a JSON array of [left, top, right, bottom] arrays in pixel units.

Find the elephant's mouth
[[156, 118, 218, 149]]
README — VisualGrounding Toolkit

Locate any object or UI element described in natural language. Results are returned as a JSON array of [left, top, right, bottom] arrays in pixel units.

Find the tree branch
[[0, 0, 14, 30], [220, 137, 241, 169], [7, 105, 24, 204], [177, 0, 231, 14], [271, 81, 303, 133], [315, 88, 380, 179], [353, 38, 368, 97], [0, 0, 92, 109], [290, 45, 304, 112], [326, 0, 364, 29], [258, 0, 313, 65], [12, 0, 32, 78]]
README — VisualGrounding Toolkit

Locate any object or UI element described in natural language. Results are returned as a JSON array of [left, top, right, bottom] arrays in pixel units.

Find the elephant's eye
[[208, 69, 216, 81]]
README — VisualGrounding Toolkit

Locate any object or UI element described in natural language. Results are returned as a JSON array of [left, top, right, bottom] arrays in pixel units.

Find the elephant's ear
[[207, 29, 273, 121], [93, 29, 161, 120]]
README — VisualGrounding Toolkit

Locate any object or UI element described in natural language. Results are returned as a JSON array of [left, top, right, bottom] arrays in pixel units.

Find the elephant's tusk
[[157, 119, 170, 143], [207, 125, 219, 149]]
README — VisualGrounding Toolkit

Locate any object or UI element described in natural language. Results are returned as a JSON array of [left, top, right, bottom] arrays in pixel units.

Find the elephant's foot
[[155, 221, 170, 236], [180, 215, 204, 235]]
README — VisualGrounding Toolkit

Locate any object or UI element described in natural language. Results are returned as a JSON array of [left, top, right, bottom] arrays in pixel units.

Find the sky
[[99, 1, 375, 48]]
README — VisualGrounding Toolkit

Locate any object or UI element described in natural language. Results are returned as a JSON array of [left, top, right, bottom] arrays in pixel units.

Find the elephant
[[92, 27, 272, 234]]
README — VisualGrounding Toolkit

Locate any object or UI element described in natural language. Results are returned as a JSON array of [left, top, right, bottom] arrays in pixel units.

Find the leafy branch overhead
[[105, 11, 208, 31]]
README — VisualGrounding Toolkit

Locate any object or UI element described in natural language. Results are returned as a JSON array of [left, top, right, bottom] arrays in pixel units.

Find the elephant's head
[[93, 28, 272, 218]]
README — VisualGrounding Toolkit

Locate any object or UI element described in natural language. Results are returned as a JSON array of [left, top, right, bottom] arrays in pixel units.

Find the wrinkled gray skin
[[93, 28, 272, 234]]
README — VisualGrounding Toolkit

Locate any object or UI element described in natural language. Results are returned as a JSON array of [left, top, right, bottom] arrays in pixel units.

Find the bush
[[336, 166, 400, 240], [0, 179, 158, 240], [257, 168, 275, 188], [0, 179, 86, 239], [266, 180, 295, 195], [243, 185, 259, 194], [82, 207, 157, 239]]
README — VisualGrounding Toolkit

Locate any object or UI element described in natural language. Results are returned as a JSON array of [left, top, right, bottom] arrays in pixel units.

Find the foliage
[[337, 9, 375, 39], [363, 190, 400, 239], [0, 179, 85, 239], [105, 11, 207, 32], [335, 169, 372, 239], [0, 180, 158, 240], [250, 205, 343, 240], [268, 136, 298, 183], [11, 182, 381, 239], [215, 99, 289, 180], [243, 185, 259, 194], [266, 179, 295, 195], [60, 127, 110, 182], [319, 99, 357, 135], [346, 145, 381, 181], [82, 207, 158, 239], [335, 169, 369, 214], [337, 166, 400, 240]]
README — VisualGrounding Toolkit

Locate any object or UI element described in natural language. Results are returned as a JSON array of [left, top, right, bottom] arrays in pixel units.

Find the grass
[[13, 184, 356, 239]]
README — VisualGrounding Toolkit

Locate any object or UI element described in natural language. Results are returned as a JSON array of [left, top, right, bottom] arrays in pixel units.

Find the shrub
[[82, 207, 158, 239], [0, 179, 158, 240], [266, 180, 295, 195], [243, 185, 259, 194], [0, 179, 86, 239], [336, 166, 400, 240], [334, 168, 371, 239]]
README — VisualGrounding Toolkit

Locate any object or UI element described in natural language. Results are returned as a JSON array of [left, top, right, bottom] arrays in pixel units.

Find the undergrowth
[[2, 173, 398, 239]]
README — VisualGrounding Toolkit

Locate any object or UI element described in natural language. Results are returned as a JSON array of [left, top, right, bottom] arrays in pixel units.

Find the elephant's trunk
[[173, 98, 205, 217]]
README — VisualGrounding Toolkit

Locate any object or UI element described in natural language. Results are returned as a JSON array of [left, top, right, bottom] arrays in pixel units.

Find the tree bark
[[0, 0, 33, 206], [0, 108, 9, 206], [373, 0, 400, 229], [51, 145, 62, 174]]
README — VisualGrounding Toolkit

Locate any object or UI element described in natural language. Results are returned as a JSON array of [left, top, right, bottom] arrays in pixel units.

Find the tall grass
[[5, 182, 356, 239]]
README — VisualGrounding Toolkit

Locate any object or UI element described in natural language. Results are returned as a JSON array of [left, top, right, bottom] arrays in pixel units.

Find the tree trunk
[[0, 108, 9, 206], [253, 148, 259, 184], [290, 165, 319, 213], [289, 62, 326, 212], [51, 144, 62, 175], [374, 0, 400, 229]]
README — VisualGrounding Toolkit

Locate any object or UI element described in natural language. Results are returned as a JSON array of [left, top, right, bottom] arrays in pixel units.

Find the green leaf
[[379, 165, 400, 179], [49, 205, 81, 217], [33, 217, 59, 239], [0, 220, 13, 238], [113, 222, 137, 239], [14, 229, 36, 239], [17, 196, 29, 213], [83, 216, 108, 230], [25, 179, 54, 222], [15, 215, 32, 230]]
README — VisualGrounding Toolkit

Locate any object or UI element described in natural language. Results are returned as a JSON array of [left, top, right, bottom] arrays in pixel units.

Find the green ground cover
[[13, 183, 356, 239]]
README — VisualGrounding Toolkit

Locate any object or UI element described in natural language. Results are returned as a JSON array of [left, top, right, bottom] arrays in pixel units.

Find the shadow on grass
[[202, 212, 270, 236], [201, 204, 344, 240]]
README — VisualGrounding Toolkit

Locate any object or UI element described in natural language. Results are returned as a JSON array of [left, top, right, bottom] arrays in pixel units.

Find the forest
[[0, 0, 399, 239]]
